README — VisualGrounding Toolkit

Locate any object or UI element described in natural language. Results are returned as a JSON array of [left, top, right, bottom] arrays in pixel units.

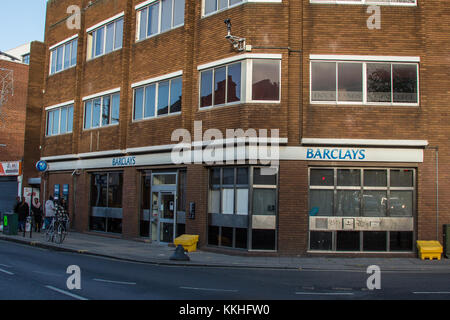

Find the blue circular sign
[[36, 160, 48, 172]]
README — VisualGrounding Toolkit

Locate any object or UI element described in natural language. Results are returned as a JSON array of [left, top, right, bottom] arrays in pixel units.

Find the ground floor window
[[90, 172, 123, 234], [310, 231, 414, 252], [309, 167, 415, 252], [207, 166, 278, 251]]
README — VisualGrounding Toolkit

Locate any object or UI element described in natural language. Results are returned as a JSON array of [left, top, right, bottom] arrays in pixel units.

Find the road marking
[[0, 268, 14, 275], [0, 264, 12, 268], [45, 285, 88, 300], [180, 286, 239, 293], [32, 270, 63, 277], [93, 278, 136, 285], [413, 292, 450, 295], [295, 292, 354, 296]]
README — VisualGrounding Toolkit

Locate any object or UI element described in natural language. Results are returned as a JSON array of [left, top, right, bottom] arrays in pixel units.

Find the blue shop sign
[[306, 148, 366, 161], [112, 156, 136, 167]]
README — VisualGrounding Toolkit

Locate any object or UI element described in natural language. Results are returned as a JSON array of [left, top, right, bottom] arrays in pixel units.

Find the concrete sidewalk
[[1, 230, 449, 272]]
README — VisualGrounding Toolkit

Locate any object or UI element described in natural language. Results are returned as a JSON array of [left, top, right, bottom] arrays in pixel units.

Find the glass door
[[150, 191, 176, 243]]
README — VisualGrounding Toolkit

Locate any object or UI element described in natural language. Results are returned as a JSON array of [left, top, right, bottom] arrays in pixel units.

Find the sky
[[0, 0, 47, 51]]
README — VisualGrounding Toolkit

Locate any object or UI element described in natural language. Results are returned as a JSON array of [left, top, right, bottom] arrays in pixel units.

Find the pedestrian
[[31, 198, 43, 233], [17, 197, 29, 232], [13, 196, 20, 214], [44, 196, 56, 229]]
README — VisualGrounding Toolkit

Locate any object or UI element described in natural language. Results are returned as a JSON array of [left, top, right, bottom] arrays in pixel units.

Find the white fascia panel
[[301, 138, 429, 147], [135, 0, 158, 10], [131, 70, 183, 88], [49, 34, 78, 51], [310, 54, 420, 62], [197, 53, 282, 71], [86, 12, 125, 33], [45, 100, 75, 111], [82, 87, 121, 101]]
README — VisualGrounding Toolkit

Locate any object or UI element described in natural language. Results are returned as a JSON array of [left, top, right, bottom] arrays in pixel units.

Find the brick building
[[23, 0, 450, 255], [0, 44, 30, 213]]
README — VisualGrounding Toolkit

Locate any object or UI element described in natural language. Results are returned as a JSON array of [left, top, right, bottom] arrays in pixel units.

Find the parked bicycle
[[45, 205, 70, 244]]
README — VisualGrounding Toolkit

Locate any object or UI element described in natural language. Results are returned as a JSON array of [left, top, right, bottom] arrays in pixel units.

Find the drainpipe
[[427, 146, 439, 241]]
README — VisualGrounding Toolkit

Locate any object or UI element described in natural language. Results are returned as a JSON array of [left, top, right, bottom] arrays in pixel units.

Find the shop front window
[[309, 167, 415, 252], [208, 166, 278, 251], [90, 172, 123, 234]]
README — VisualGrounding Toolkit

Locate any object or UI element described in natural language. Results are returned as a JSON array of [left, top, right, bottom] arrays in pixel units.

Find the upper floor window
[[310, 0, 416, 5], [84, 91, 120, 129], [46, 103, 74, 136], [199, 54, 281, 109], [203, 0, 243, 16], [133, 74, 182, 120], [22, 54, 30, 65], [87, 15, 123, 60], [310, 57, 419, 105], [50, 37, 78, 75], [136, 0, 185, 42]]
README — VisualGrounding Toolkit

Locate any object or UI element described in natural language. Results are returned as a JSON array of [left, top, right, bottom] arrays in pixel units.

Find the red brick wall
[[0, 60, 29, 162]]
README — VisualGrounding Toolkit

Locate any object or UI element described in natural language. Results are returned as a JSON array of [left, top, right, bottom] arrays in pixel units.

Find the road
[[0, 240, 450, 301]]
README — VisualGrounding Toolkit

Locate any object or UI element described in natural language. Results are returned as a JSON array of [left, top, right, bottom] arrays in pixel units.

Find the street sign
[[36, 160, 48, 172]]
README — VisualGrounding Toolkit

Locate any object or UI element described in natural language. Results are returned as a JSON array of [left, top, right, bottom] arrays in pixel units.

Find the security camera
[[224, 18, 232, 35]]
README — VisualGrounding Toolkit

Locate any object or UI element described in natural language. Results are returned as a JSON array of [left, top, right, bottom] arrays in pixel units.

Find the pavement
[[1, 229, 450, 272]]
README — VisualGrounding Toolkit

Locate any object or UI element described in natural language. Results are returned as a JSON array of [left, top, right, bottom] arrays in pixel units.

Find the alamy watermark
[[366, 265, 381, 290], [171, 121, 280, 174]]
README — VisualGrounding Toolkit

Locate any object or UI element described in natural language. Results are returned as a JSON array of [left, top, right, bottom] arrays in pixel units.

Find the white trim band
[[86, 12, 125, 33], [135, 0, 158, 10], [197, 53, 282, 71], [82, 87, 121, 101], [301, 138, 429, 147], [131, 70, 183, 88], [45, 100, 75, 111], [310, 54, 420, 62], [49, 34, 78, 51]]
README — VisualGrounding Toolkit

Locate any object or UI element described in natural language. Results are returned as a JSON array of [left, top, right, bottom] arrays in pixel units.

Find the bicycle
[[45, 206, 70, 244]]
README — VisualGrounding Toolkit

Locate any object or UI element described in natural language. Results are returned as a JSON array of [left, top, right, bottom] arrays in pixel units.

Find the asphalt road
[[1, 240, 450, 301]]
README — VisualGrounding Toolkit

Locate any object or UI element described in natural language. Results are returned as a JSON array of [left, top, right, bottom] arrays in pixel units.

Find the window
[[50, 38, 78, 75], [136, 0, 185, 41], [309, 167, 415, 252], [200, 62, 241, 108], [311, 60, 418, 105], [84, 92, 120, 129], [22, 54, 30, 65], [203, 0, 243, 16], [309, 168, 414, 217], [46, 104, 74, 136], [252, 59, 280, 101], [87, 17, 123, 60], [90, 172, 123, 234], [133, 76, 182, 120], [208, 166, 278, 251], [310, 0, 416, 5], [199, 57, 280, 109]]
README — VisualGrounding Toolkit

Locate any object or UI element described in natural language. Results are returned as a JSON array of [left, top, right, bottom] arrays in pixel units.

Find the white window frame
[[82, 89, 121, 130], [131, 72, 183, 121], [135, 0, 185, 42], [198, 54, 282, 110], [45, 102, 75, 137], [309, 55, 420, 107], [87, 14, 124, 60], [309, 0, 416, 6], [201, 0, 282, 18], [49, 35, 78, 76]]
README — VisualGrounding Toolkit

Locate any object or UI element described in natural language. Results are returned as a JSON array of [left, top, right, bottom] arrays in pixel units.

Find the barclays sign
[[306, 148, 366, 161]]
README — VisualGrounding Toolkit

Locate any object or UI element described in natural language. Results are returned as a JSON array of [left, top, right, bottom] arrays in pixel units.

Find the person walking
[[31, 198, 43, 233], [17, 197, 29, 232], [44, 196, 56, 229]]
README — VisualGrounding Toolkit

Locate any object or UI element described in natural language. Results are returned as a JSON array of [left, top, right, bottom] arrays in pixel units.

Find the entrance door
[[150, 191, 176, 243]]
